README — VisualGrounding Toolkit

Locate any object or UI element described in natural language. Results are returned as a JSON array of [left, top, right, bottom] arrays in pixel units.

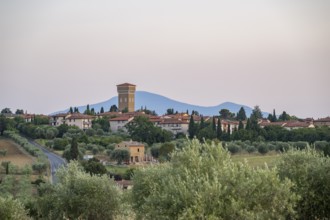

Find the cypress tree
[[188, 115, 196, 139], [272, 109, 277, 122], [69, 107, 73, 114], [236, 107, 247, 121], [100, 107, 104, 113], [70, 137, 79, 161], [246, 118, 251, 130], [200, 116, 205, 130], [227, 124, 231, 134], [238, 120, 244, 130], [216, 117, 222, 139]]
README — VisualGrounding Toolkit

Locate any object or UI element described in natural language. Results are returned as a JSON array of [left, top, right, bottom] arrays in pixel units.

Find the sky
[[1, 0, 329, 118]]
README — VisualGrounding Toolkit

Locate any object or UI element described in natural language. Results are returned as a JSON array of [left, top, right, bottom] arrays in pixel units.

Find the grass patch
[[106, 165, 130, 175], [0, 138, 35, 168], [231, 152, 281, 168]]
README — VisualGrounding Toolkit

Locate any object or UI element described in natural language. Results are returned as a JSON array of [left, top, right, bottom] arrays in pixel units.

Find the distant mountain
[[51, 91, 269, 117]]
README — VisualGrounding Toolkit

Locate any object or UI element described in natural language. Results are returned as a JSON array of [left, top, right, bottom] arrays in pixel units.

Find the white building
[[109, 116, 134, 132], [50, 113, 94, 130]]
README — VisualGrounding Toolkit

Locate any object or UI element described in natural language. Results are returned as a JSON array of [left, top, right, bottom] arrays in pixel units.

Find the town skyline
[[1, 1, 329, 118]]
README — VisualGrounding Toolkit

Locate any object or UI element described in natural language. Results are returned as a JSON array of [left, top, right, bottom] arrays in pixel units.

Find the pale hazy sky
[[1, 0, 329, 118]]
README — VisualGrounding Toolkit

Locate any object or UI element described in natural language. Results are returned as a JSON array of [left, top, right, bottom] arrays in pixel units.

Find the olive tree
[[0, 196, 31, 220], [132, 139, 297, 220], [37, 161, 123, 220], [277, 148, 330, 219]]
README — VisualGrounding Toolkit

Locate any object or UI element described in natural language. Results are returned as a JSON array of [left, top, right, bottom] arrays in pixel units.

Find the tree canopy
[[37, 161, 122, 220], [132, 139, 297, 219]]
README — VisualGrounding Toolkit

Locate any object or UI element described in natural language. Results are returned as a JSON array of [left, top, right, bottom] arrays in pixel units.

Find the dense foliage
[[277, 148, 330, 219], [37, 162, 123, 220], [125, 116, 173, 145], [132, 139, 297, 219]]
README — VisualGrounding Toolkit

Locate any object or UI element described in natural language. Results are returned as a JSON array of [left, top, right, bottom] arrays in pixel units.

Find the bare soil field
[[0, 138, 35, 167]]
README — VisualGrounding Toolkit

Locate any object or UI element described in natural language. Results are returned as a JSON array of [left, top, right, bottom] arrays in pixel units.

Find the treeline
[[1, 140, 330, 219], [223, 140, 330, 156]]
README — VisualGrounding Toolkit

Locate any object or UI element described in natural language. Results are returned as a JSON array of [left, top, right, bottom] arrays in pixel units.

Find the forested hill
[[51, 91, 269, 116]]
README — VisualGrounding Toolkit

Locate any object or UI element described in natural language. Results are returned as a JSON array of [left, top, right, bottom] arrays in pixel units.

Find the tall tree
[[246, 118, 251, 130], [166, 108, 174, 115], [188, 115, 196, 139], [238, 120, 244, 130], [251, 105, 263, 119], [109, 105, 118, 112], [15, 109, 24, 115], [279, 111, 290, 121], [211, 117, 216, 131], [70, 137, 79, 161], [84, 104, 91, 115], [1, 108, 12, 114], [219, 109, 230, 119], [69, 107, 73, 114], [272, 109, 277, 122], [90, 108, 95, 115], [216, 117, 222, 139], [100, 107, 104, 113], [200, 116, 205, 130], [236, 107, 247, 121]]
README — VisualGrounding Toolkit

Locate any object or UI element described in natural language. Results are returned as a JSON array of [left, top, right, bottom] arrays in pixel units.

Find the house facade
[[50, 113, 94, 130], [116, 141, 145, 163], [314, 117, 330, 127], [109, 116, 134, 132]]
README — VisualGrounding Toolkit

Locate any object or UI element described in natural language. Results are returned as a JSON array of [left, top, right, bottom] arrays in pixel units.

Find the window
[[137, 148, 139, 152], [120, 98, 122, 103], [125, 98, 127, 102]]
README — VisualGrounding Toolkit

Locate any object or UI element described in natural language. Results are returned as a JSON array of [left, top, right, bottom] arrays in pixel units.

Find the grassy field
[[231, 152, 281, 168], [0, 138, 35, 167]]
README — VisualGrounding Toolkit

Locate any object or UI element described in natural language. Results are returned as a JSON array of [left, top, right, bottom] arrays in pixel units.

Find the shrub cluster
[[224, 140, 319, 155]]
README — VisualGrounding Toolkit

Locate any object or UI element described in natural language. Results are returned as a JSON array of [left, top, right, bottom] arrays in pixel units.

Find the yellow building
[[116, 141, 144, 164], [117, 83, 136, 112]]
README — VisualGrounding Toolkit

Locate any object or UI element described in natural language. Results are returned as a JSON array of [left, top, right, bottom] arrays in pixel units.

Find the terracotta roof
[[221, 119, 239, 125], [67, 113, 95, 120], [314, 117, 330, 122], [284, 121, 313, 128], [120, 141, 144, 146], [98, 112, 121, 117], [160, 119, 188, 124], [53, 113, 69, 117], [116, 83, 136, 87], [260, 122, 286, 127], [109, 116, 133, 121]]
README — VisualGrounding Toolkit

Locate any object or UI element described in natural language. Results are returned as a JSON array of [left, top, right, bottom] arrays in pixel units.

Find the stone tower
[[117, 83, 136, 112]]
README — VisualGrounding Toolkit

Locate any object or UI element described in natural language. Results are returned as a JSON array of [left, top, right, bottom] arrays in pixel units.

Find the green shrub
[[246, 145, 256, 153], [258, 144, 269, 155], [277, 148, 330, 219]]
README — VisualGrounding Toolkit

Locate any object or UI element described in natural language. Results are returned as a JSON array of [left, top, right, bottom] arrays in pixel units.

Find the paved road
[[28, 139, 67, 184]]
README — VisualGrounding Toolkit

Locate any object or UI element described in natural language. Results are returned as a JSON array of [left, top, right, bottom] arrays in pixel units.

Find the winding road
[[28, 139, 67, 184]]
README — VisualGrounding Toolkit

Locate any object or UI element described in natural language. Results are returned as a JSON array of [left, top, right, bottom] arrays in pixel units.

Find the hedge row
[[223, 140, 329, 155], [4, 130, 48, 161]]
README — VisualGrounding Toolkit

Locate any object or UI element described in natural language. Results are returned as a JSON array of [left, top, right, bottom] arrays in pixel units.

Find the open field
[[231, 152, 281, 168], [0, 138, 35, 167]]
